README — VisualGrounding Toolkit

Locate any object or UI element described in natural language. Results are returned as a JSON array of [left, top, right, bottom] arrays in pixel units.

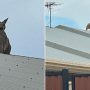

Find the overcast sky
[[0, 0, 44, 58], [45, 0, 90, 30]]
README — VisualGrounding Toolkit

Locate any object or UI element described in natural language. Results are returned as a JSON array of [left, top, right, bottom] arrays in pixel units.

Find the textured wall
[[0, 54, 44, 90]]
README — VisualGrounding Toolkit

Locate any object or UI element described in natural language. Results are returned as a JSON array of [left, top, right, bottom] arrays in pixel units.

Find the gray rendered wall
[[0, 54, 44, 90]]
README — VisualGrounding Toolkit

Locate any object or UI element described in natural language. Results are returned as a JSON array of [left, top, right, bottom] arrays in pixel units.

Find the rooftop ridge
[[55, 25, 90, 38]]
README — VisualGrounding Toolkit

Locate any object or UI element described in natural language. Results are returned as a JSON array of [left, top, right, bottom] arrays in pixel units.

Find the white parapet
[[0, 54, 44, 90]]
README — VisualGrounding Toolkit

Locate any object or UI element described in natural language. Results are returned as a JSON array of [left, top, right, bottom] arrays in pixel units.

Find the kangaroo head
[[0, 18, 8, 31]]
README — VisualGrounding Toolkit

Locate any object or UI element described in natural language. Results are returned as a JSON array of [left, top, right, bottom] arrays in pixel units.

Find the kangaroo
[[86, 23, 90, 30], [0, 18, 11, 54]]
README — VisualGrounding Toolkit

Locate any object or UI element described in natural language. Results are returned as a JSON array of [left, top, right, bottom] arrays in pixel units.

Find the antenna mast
[[45, 2, 61, 28]]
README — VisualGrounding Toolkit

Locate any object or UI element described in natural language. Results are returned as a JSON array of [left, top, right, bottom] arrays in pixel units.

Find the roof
[[46, 25, 90, 71]]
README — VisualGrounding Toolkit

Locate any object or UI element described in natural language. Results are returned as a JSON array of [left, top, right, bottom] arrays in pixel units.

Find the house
[[46, 25, 90, 90], [46, 25, 90, 73]]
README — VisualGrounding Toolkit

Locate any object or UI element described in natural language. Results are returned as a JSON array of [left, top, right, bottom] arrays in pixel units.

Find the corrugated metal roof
[[46, 25, 90, 66]]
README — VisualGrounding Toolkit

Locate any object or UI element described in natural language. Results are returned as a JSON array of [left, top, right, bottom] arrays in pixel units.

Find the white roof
[[46, 25, 90, 66]]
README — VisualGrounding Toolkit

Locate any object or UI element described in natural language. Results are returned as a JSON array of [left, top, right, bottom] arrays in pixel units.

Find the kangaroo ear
[[2, 18, 8, 24]]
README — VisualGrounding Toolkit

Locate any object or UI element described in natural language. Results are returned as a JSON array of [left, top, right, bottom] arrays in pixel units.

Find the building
[[46, 25, 90, 90], [46, 25, 90, 72]]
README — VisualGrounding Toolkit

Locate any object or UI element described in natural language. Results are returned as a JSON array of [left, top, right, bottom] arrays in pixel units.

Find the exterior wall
[[46, 27, 90, 62], [0, 54, 44, 90], [46, 76, 63, 90], [75, 76, 90, 90], [46, 69, 90, 90]]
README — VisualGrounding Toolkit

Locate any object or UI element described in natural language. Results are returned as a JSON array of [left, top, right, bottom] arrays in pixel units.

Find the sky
[[0, 0, 44, 58], [45, 0, 90, 30]]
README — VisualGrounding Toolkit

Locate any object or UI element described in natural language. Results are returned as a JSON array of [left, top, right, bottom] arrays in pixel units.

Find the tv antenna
[[45, 2, 62, 28]]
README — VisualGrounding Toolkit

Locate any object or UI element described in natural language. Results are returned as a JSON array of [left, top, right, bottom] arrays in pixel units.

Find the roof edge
[[55, 25, 90, 38], [46, 58, 90, 73]]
